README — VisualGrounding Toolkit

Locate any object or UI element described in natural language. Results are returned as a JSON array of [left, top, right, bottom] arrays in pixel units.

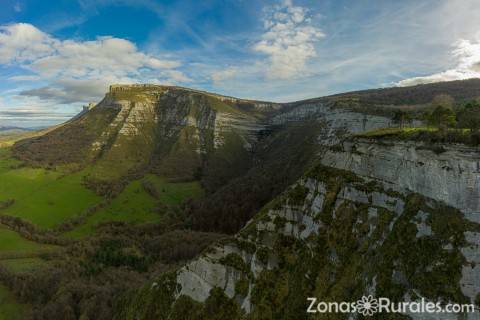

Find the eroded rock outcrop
[[114, 96, 480, 320], [321, 139, 480, 222]]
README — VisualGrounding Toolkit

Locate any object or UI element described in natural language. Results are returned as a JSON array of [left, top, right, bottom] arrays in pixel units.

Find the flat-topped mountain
[[12, 84, 284, 195]]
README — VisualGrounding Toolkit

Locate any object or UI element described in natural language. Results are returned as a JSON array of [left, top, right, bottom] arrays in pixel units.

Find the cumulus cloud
[[398, 37, 480, 86], [0, 23, 189, 103], [0, 23, 56, 64], [253, 0, 324, 79]]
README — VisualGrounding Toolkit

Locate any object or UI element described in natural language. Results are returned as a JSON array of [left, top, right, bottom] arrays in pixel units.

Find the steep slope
[[13, 85, 280, 194], [110, 80, 480, 320], [117, 143, 480, 320]]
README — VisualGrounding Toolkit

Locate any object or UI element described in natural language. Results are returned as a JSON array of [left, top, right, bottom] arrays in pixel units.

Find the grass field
[[0, 257, 50, 273], [0, 148, 102, 229], [0, 144, 204, 239], [355, 127, 436, 138], [0, 285, 29, 320], [0, 226, 57, 258], [66, 175, 203, 238]]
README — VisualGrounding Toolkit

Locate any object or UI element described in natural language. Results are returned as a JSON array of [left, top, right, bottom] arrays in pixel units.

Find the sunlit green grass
[[0, 226, 57, 258], [357, 127, 473, 140], [66, 175, 203, 238], [0, 148, 102, 229], [356, 127, 437, 138], [0, 146, 204, 239]]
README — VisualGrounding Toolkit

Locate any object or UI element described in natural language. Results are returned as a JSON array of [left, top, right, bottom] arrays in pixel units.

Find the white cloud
[[0, 23, 56, 64], [253, 0, 324, 80], [0, 23, 190, 103], [8, 75, 41, 81], [398, 37, 480, 86], [211, 67, 238, 83]]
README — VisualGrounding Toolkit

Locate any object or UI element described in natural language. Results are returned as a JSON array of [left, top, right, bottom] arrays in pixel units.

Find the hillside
[[13, 84, 281, 195], [311, 78, 480, 106], [0, 79, 479, 319]]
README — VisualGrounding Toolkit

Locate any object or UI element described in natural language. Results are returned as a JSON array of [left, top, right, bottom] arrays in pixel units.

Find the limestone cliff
[[321, 139, 480, 222], [118, 161, 480, 319], [115, 100, 480, 320]]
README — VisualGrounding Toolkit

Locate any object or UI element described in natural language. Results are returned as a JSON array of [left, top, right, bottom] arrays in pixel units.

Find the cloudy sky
[[1, 0, 480, 127]]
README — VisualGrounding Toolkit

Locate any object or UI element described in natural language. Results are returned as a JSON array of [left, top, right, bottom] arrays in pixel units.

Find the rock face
[[321, 139, 480, 222], [113, 90, 480, 320], [271, 102, 394, 144]]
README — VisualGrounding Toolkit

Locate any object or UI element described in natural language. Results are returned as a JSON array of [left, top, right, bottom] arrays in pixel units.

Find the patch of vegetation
[[82, 239, 149, 275], [13, 107, 119, 167], [357, 96, 480, 146], [0, 284, 29, 320], [235, 278, 249, 297], [234, 239, 257, 254], [376, 194, 470, 304], [0, 258, 50, 273], [287, 184, 309, 206], [144, 230, 226, 263], [356, 127, 435, 139], [0, 151, 101, 229], [115, 272, 180, 320], [219, 253, 248, 273], [0, 226, 57, 258], [256, 247, 270, 265], [66, 175, 203, 237], [325, 78, 480, 106]]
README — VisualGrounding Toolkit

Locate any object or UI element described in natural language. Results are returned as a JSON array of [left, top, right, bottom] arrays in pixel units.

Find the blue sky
[[1, 0, 480, 127]]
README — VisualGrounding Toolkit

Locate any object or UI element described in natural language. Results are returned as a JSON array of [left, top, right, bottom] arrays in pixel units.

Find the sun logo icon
[[356, 295, 379, 316]]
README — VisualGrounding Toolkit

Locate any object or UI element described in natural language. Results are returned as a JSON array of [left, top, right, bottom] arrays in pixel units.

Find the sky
[[1, 0, 480, 127]]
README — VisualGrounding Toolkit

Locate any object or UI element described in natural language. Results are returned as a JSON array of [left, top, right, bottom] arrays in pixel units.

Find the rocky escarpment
[[269, 101, 414, 145], [117, 162, 480, 319], [321, 139, 480, 223]]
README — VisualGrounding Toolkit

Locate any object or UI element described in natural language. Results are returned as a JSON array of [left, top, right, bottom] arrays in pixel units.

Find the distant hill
[[0, 126, 33, 135], [298, 78, 480, 106]]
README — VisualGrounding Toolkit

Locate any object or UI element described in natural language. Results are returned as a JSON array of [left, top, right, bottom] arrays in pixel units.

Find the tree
[[392, 110, 412, 128], [457, 100, 480, 132], [431, 94, 455, 110], [427, 106, 456, 131]]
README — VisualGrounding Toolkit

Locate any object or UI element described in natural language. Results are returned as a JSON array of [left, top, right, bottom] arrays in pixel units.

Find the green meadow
[[0, 226, 57, 258], [0, 149, 101, 229], [0, 146, 205, 260], [66, 175, 203, 238]]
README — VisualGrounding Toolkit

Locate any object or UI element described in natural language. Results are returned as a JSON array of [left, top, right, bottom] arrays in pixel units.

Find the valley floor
[[0, 145, 205, 318]]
